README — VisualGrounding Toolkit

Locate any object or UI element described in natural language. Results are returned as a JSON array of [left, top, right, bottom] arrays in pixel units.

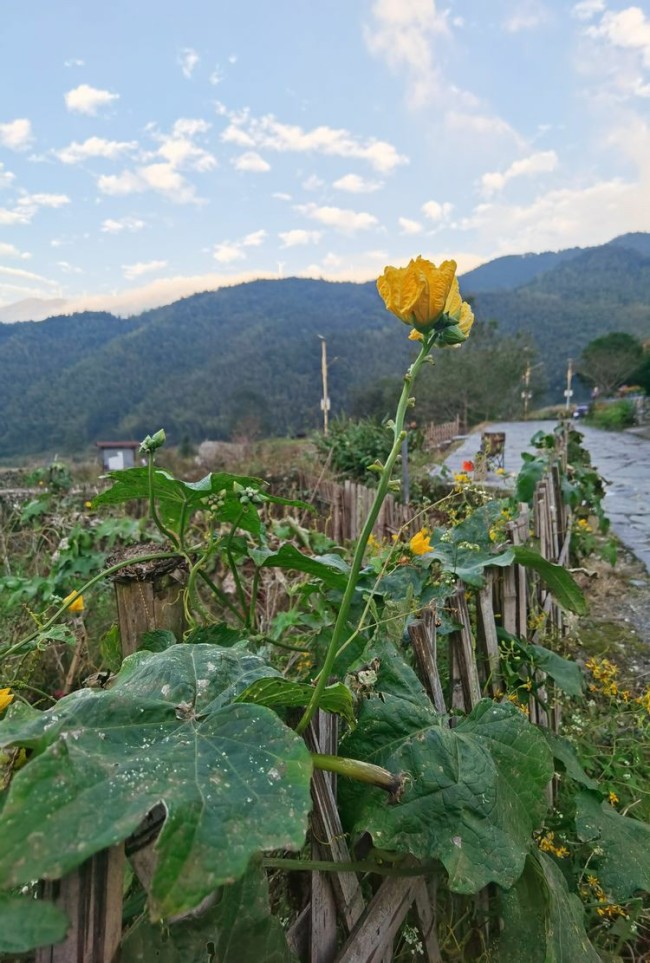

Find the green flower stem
[[248, 566, 261, 632], [184, 552, 213, 627], [311, 753, 404, 797], [0, 550, 191, 661], [262, 856, 433, 877], [224, 508, 249, 623], [196, 568, 247, 625], [147, 452, 180, 549], [296, 336, 432, 735]]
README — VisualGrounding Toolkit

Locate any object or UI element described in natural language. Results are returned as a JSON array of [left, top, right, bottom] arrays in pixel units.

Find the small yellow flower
[[453, 472, 470, 485], [587, 875, 599, 886], [523, 678, 533, 692], [84, 500, 93, 509], [408, 328, 424, 341], [0, 688, 14, 713], [608, 791, 619, 806], [64, 592, 85, 614], [495, 467, 506, 476], [409, 529, 432, 555]]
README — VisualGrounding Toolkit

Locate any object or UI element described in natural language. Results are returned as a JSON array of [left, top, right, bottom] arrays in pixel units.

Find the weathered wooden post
[[36, 546, 186, 962]]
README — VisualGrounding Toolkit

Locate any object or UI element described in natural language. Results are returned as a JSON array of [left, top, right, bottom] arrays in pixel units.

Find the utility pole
[[318, 335, 330, 434], [521, 362, 532, 420], [564, 358, 574, 411]]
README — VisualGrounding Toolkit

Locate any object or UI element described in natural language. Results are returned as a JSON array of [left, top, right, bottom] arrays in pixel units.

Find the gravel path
[[441, 420, 650, 571]]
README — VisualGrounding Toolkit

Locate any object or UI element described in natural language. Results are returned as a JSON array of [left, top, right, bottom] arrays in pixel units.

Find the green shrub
[[586, 400, 636, 431], [316, 416, 421, 484]]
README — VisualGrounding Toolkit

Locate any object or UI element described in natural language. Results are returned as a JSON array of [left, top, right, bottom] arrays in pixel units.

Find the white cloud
[[278, 229, 322, 247], [101, 216, 145, 234], [98, 170, 144, 196], [55, 136, 138, 164], [242, 229, 267, 247], [572, 0, 605, 20], [213, 243, 246, 264], [57, 260, 83, 274], [64, 58, 85, 67], [178, 48, 200, 79], [219, 107, 408, 173], [0, 265, 59, 286], [65, 84, 119, 115], [0, 163, 15, 188], [17, 193, 70, 209], [333, 173, 383, 193], [588, 6, 650, 68], [99, 163, 200, 204], [0, 207, 31, 226], [0, 193, 69, 227], [98, 119, 215, 202], [0, 118, 33, 151], [445, 111, 521, 143], [212, 229, 267, 263], [398, 216, 423, 234], [302, 174, 324, 191], [272, 191, 292, 201], [0, 242, 30, 259], [173, 118, 210, 137], [232, 151, 271, 172], [209, 68, 224, 86], [503, 1, 549, 33], [62, 269, 278, 316], [364, 0, 451, 107], [297, 203, 379, 233], [460, 112, 650, 254], [123, 259, 168, 280], [480, 150, 558, 195], [422, 200, 453, 221]]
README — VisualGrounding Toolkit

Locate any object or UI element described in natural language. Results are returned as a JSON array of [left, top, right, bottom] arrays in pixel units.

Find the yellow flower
[[377, 256, 457, 331], [64, 592, 85, 614], [453, 472, 470, 485], [0, 688, 14, 713], [409, 529, 432, 555], [84, 500, 93, 509], [444, 277, 475, 338], [408, 328, 424, 341], [608, 791, 619, 806]]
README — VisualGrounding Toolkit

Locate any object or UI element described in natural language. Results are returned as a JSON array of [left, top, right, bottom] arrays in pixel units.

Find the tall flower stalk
[[296, 255, 474, 735]]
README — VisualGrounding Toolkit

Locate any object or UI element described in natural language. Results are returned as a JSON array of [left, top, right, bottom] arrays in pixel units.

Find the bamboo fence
[[34, 439, 572, 962]]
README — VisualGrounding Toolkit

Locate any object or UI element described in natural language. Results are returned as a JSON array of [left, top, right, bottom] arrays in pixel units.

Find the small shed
[[96, 441, 140, 471]]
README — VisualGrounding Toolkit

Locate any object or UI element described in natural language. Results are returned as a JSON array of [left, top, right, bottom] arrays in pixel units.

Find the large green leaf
[[252, 544, 350, 590], [339, 643, 553, 892], [528, 644, 585, 697], [542, 731, 598, 790], [576, 790, 650, 901], [499, 850, 600, 963], [430, 504, 514, 587], [515, 453, 547, 505], [236, 678, 356, 727], [512, 545, 587, 615], [0, 645, 312, 920], [121, 861, 296, 963], [95, 467, 308, 538], [0, 893, 69, 954]]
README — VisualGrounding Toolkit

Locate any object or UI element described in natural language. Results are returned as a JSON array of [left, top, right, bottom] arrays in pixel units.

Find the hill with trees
[[0, 233, 648, 458]]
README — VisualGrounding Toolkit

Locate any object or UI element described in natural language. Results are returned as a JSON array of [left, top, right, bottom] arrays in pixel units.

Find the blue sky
[[1, 0, 649, 318]]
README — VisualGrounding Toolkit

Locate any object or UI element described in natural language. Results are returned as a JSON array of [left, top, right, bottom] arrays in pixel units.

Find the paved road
[[440, 420, 650, 571]]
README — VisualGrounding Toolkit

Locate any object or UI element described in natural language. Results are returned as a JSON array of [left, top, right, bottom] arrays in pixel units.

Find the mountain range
[[0, 232, 648, 459]]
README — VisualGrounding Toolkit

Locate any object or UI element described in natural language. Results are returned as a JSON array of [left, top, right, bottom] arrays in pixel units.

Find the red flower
[[462, 460, 475, 472]]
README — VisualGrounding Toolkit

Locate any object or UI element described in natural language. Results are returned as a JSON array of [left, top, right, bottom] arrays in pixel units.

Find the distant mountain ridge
[[0, 232, 648, 458]]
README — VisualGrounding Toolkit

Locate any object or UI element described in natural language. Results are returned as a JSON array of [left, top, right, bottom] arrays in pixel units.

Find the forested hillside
[[0, 233, 648, 458]]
